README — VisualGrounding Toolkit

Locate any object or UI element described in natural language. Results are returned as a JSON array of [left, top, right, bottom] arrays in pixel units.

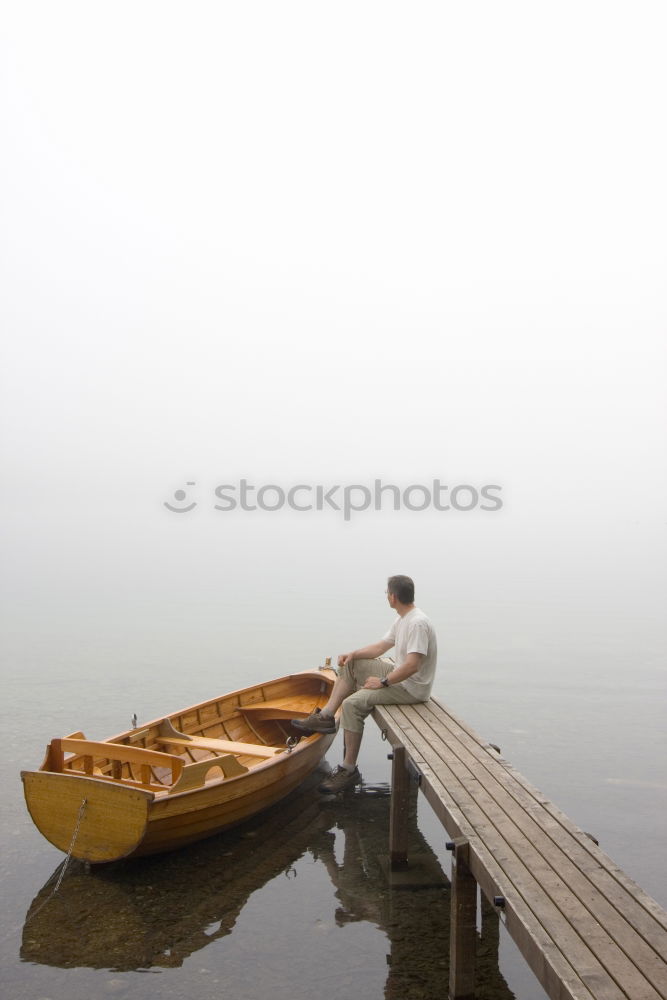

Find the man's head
[[386, 575, 415, 608]]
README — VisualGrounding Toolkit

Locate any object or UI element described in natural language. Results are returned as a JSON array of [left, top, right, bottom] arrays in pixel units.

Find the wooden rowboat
[[21, 668, 337, 863]]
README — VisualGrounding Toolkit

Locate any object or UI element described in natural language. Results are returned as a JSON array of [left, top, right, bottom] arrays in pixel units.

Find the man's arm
[[338, 638, 393, 668], [363, 651, 424, 690]]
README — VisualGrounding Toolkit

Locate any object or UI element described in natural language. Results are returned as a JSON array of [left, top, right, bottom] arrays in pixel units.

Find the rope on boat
[[24, 797, 88, 927]]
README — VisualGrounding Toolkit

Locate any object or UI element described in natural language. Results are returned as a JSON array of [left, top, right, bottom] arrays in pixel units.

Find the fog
[[1, 2, 666, 698], [2, 15, 667, 994]]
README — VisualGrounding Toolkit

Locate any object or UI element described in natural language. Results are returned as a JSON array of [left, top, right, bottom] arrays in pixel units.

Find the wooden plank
[[156, 735, 281, 758], [412, 703, 667, 999], [432, 781, 625, 998], [127, 727, 151, 743], [403, 707, 660, 1000], [419, 701, 667, 995], [225, 717, 255, 742], [374, 705, 600, 1000], [53, 738, 183, 784], [199, 704, 221, 723], [68, 771, 169, 794], [179, 711, 200, 731], [436, 705, 667, 952], [47, 740, 64, 772], [239, 697, 313, 721], [430, 698, 667, 936], [169, 754, 248, 792], [240, 696, 315, 711], [376, 702, 667, 1000], [241, 714, 267, 742]]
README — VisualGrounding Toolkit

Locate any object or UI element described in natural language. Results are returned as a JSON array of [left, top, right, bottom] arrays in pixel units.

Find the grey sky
[[1, 3, 665, 649]]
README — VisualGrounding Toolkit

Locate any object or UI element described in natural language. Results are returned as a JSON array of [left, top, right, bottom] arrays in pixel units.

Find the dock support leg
[[449, 838, 477, 1000], [480, 892, 499, 964], [389, 744, 410, 869]]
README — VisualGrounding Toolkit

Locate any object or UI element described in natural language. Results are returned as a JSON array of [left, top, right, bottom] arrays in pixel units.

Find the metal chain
[[23, 797, 88, 927]]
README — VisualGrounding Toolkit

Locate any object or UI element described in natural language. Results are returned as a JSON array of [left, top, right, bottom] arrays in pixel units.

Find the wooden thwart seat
[[373, 698, 667, 1000], [169, 754, 248, 793], [239, 696, 314, 721], [156, 719, 282, 758], [48, 737, 183, 792]]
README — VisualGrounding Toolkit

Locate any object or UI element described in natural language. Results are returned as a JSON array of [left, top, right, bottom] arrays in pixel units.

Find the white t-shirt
[[382, 607, 438, 699]]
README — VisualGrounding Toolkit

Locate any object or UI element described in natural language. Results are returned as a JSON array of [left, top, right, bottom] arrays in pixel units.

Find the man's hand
[[337, 639, 393, 669], [363, 676, 383, 690]]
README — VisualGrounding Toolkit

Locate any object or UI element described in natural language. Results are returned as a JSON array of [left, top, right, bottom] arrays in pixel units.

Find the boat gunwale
[[33, 669, 336, 796], [105, 669, 334, 748]]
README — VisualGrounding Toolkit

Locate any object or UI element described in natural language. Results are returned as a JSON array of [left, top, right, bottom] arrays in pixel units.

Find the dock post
[[389, 744, 410, 869], [480, 892, 499, 964], [449, 838, 477, 1000]]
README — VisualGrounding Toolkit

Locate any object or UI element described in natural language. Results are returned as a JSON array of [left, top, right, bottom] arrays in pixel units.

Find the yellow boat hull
[[22, 669, 336, 863]]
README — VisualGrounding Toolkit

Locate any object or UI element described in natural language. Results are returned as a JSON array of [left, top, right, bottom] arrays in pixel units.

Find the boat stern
[[21, 771, 153, 863]]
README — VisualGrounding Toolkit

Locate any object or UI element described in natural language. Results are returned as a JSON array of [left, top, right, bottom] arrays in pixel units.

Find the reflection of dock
[[21, 774, 515, 997], [374, 699, 667, 1000], [318, 782, 514, 1000]]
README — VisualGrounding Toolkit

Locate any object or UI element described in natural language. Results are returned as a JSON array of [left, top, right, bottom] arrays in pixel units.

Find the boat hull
[[21, 669, 336, 863], [22, 772, 153, 861], [138, 730, 334, 856]]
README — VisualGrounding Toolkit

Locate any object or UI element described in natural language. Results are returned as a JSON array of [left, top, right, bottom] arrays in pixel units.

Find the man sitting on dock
[[292, 575, 438, 794]]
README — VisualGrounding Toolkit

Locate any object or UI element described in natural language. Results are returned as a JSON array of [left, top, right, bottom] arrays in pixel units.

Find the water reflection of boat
[[21, 670, 336, 862], [22, 776, 515, 998], [22, 772, 330, 971]]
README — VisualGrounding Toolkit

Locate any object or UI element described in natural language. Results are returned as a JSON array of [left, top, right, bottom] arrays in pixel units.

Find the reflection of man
[[292, 575, 438, 793]]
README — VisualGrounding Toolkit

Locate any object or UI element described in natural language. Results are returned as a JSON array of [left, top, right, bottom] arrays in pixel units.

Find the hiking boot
[[318, 765, 361, 794], [290, 707, 336, 734]]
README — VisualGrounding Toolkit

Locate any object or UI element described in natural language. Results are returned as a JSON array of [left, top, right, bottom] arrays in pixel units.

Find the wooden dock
[[372, 697, 667, 1000]]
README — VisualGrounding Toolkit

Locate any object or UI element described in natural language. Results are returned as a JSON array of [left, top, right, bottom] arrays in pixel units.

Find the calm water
[[13, 778, 518, 1000], [1, 519, 666, 1000]]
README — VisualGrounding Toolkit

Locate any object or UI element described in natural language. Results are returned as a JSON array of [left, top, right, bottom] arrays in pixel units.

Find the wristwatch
[[381, 676, 390, 687]]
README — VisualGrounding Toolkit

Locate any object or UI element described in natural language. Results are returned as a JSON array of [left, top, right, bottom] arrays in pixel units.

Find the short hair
[[387, 575, 415, 604]]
